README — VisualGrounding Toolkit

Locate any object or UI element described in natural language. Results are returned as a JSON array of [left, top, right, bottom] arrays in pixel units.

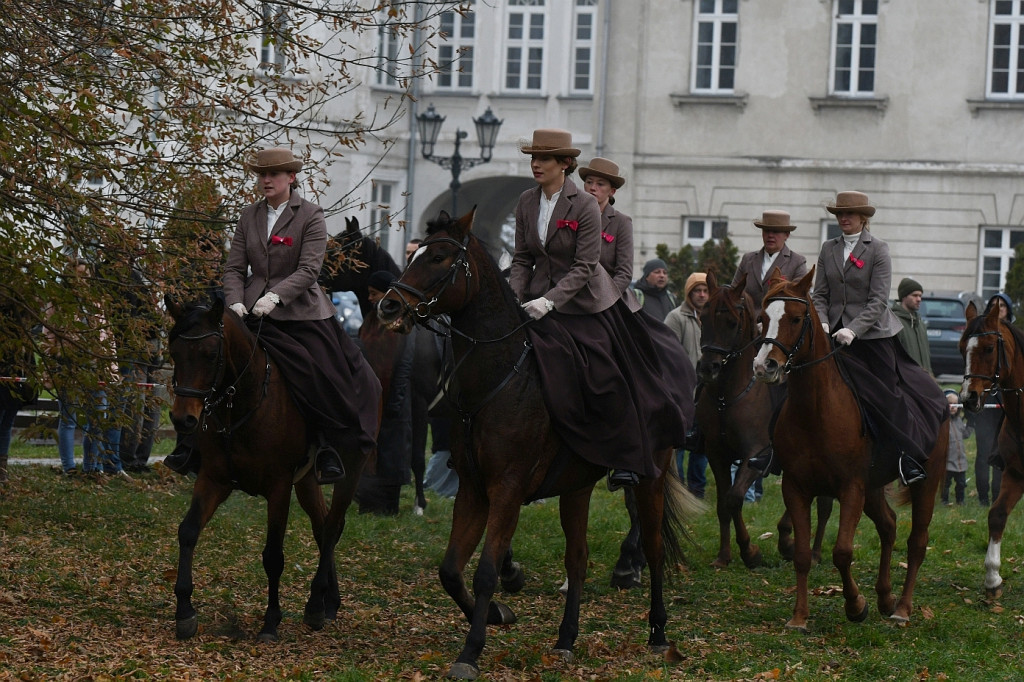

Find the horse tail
[[661, 465, 706, 571], [888, 482, 913, 507]]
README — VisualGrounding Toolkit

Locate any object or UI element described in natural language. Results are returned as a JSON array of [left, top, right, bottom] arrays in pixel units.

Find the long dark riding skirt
[[526, 300, 696, 479], [250, 316, 381, 454], [837, 336, 947, 462]]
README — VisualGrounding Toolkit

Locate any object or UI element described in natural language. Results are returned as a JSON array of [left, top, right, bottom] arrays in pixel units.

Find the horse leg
[[499, 546, 526, 594], [777, 509, 795, 561], [293, 473, 335, 629], [411, 394, 428, 515], [985, 475, 1023, 598], [832, 489, 868, 624], [730, 461, 764, 569], [552, 486, 594, 659], [635, 464, 671, 651], [257, 481, 295, 642], [448, 495, 521, 680], [780, 478, 814, 632], [708, 453, 736, 568], [811, 496, 835, 565], [862, 486, 897, 617], [611, 487, 644, 588], [174, 478, 231, 640]]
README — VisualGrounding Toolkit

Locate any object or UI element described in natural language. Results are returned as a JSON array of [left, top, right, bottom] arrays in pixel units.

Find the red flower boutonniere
[[556, 220, 578, 231], [849, 253, 864, 269], [601, 231, 614, 243], [271, 235, 293, 246]]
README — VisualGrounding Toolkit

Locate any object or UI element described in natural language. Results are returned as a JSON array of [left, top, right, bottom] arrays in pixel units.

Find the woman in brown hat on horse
[[509, 129, 695, 489], [164, 147, 381, 484], [578, 157, 633, 294]]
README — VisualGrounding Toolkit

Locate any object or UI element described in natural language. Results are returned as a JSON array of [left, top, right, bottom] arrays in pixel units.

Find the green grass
[[1, 434, 1023, 680]]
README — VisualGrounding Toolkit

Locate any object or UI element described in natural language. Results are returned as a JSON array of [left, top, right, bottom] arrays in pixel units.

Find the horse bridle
[[700, 299, 760, 366], [964, 326, 1024, 396], [388, 235, 472, 321], [759, 295, 815, 372]]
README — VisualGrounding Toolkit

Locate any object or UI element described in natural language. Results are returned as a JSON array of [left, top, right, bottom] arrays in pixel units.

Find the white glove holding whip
[[229, 302, 248, 318], [832, 327, 856, 346], [251, 292, 281, 318], [522, 297, 554, 320]]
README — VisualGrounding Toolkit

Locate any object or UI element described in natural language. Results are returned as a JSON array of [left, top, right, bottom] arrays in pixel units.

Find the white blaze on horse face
[[409, 245, 427, 265], [753, 299, 785, 370], [961, 336, 979, 395]]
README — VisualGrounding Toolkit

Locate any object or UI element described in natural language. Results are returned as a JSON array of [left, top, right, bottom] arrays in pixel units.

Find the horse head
[[697, 270, 756, 384], [960, 299, 1014, 413], [320, 216, 403, 319], [165, 293, 233, 435], [753, 266, 821, 383], [378, 209, 479, 334]]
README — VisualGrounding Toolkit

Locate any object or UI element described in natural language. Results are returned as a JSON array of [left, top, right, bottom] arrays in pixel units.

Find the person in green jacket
[[891, 277, 932, 375]]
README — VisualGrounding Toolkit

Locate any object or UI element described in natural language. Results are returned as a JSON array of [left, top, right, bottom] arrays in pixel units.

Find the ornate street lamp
[[416, 104, 503, 216]]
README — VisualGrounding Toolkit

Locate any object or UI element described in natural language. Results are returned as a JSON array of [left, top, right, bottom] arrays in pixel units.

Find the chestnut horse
[[960, 300, 1024, 598], [377, 210, 695, 680], [697, 271, 833, 568], [165, 295, 370, 641], [752, 269, 949, 631]]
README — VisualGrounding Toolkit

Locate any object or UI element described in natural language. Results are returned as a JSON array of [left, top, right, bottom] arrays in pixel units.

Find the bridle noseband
[[172, 325, 227, 404]]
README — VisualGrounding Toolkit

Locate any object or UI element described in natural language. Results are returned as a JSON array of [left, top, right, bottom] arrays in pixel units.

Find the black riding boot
[[315, 434, 346, 485], [163, 434, 198, 475], [898, 451, 926, 486], [607, 469, 639, 491], [747, 444, 776, 476]]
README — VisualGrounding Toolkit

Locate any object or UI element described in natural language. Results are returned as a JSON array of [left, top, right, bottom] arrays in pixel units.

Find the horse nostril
[[379, 298, 397, 317]]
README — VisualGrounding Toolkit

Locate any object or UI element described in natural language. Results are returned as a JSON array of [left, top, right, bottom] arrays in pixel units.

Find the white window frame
[[376, 13, 403, 88], [370, 180, 398, 252], [504, 0, 546, 93], [437, 2, 476, 90], [690, 0, 739, 94], [682, 216, 728, 247], [260, 2, 289, 74], [819, 219, 841, 244], [570, 0, 599, 94], [987, 0, 1024, 98], [979, 226, 1024, 299], [829, 0, 878, 97]]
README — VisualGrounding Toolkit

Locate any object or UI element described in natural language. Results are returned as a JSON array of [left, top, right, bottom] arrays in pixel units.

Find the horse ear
[[965, 300, 978, 322], [452, 206, 476, 238], [794, 266, 815, 294], [767, 266, 786, 289], [209, 294, 224, 320], [706, 270, 719, 291], [986, 298, 1002, 323], [345, 216, 360, 236], [165, 293, 183, 321]]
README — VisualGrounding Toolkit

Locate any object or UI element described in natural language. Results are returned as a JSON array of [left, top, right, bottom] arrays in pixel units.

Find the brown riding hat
[[520, 129, 581, 157], [826, 190, 875, 217], [247, 147, 303, 173], [578, 157, 625, 188], [752, 210, 797, 232]]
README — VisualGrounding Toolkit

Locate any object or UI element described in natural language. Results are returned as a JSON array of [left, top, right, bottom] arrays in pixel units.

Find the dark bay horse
[[697, 271, 833, 568], [320, 217, 434, 513], [165, 296, 369, 641], [751, 268, 949, 631], [377, 210, 696, 680], [960, 300, 1024, 597]]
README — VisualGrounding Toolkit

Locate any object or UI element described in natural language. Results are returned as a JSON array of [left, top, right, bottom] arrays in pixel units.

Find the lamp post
[[416, 104, 503, 217]]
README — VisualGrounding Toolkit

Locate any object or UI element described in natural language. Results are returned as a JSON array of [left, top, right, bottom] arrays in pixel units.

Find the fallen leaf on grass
[[920, 606, 934, 620], [662, 642, 684, 662], [960, 519, 977, 525]]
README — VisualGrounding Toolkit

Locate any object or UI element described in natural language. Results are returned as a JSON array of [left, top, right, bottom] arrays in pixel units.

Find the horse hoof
[[549, 648, 574, 662], [742, 547, 763, 569], [500, 562, 526, 594], [986, 585, 1003, 599], [784, 621, 809, 634], [610, 568, 639, 589], [256, 631, 278, 643], [649, 644, 670, 655], [850, 600, 869, 623], [303, 607, 326, 631], [710, 557, 730, 569], [446, 662, 479, 680], [487, 601, 517, 625], [175, 614, 199, 640], [413, 505, 425, 517]]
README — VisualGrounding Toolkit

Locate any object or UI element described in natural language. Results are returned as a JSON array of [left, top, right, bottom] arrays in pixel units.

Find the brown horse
[[960, 300, 1024, 597], [751, 268, 949, 631], [165, 295, 369, 641], [377, 210, 695, 680], [697, 271, 833, 568]]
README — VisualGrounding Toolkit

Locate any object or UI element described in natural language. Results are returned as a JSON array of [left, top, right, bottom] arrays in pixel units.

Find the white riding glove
[[522, 297, 554, 320], [251, 292, 281, 318], [820, 321, 830, 334], [832, 328, 856, 346], [229, 302, 248, 318]]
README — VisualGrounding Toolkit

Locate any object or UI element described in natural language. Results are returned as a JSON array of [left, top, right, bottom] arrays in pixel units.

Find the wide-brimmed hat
[[578, 157, 625, 188], [247, 147, 303, 173], [752, 210, 797, 232], [825, 190, 875, 217], [519, 129, 580, 157]]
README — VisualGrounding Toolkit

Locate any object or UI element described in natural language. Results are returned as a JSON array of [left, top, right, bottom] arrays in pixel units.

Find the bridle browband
[[760, 294, 842, 373]]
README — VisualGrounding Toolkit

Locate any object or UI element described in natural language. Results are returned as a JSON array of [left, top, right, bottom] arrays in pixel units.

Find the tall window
[[819, 219, 841, 243], [988, 0, 1024, 98], [691, 0, 738, 93], [261, 2, 288, 72], [571, 0, 599, 94], [370, 181, 396, 251], [505, 0, 545, 93], [979, 226, 1024, 299], [376, 14, 402, 87], [829, 0, 878, 96], [682, 217, 728, 246], [438, 3, 476, 90]]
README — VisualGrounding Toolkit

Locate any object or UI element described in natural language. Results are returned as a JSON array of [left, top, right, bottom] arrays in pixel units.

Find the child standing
[[943, 389, 972, 506]]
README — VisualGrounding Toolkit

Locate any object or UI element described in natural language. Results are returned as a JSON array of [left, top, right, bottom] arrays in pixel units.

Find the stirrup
[[314, 442, 346, 485], [607, 469, 639, 492], [747, 445, 774, 476], [898, 454, 926, 486]]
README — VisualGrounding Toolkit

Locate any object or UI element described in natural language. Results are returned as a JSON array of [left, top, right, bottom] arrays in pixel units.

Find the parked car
[[332, 291, 363, 337], [917, 290, 984, 377]]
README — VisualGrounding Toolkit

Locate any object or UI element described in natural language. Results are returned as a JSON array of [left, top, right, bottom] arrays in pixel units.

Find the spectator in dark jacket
[[631, 258, 677, 321], [891, 277, 932, 374]]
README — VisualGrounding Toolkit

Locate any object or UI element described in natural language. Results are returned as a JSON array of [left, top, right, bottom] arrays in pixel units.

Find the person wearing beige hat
[[509, 129, 695, 490], [164, 147, 382, 484], [796, 190, 947, 485], [579, 157, 634, 294], [730, 210, 808, 315]]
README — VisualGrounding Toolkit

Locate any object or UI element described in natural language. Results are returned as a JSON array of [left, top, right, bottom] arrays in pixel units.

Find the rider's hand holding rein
[[522, 297, 554, 320], [251, 292, 281, 318], [832, 327, 856, 346], [230, 302, 247, 318]]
